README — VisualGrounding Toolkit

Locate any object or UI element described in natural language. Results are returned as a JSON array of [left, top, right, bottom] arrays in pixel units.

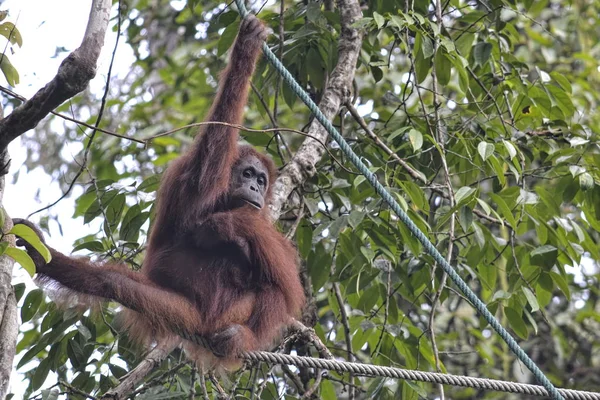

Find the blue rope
[[232, 2, 563, 399]]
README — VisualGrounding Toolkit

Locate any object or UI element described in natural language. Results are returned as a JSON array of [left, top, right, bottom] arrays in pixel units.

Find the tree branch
[[0, 101, 17, 399], [0, 0, 112, 152], [101, 340, 179, 400], [268, 0, 363, 219]]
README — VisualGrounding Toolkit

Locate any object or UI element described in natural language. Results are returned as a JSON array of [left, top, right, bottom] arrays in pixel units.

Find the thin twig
[[345, 102, 425, 183], [199, 370, 210, 400], [28, 0, 123, 218], [302, 370, 325, 399], [58, 380, 97, 400], [209, 374, 229, 400], [148, 121, 357, 174], [289, 320, 333, 359], [428, 3, 451, 397], [333, 281, 355, 400], [189, 364, 197, 400], [0, 85, 146, 145], [249, 81, 291, 160]]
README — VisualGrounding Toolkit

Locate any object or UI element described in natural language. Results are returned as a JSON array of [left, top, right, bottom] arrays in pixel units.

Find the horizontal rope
[[231, 2, 563, 399], [241, 351, 600, 400], [176, 329, 599, 400]]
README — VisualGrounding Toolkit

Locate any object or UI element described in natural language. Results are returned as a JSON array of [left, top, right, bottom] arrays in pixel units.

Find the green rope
[[232, 3, 563, 399]]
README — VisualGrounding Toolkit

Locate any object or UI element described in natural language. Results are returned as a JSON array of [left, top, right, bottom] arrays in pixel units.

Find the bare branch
[[0, 287, 17, 400], [101, 340, 179, 400], [0, 101, 17, 399], [345, 102, 426, 183], [289, 320, 334, 359], [268, 0, 363, 219], [0, 0, 112, 152]]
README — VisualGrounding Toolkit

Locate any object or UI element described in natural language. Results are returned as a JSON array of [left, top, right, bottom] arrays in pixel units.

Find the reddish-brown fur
[[15, 16, 304, 368]]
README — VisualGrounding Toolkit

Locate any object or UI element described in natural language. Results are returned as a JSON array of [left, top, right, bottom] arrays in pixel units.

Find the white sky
[[4, 0, 135, 252]]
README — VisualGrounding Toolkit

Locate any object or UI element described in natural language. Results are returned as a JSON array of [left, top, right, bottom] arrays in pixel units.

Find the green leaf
[[32, 358, 51, 391], [473, 42, 492, 67], [5, 247, 36, 276], [138, 175, 161, 192], [109, 363, 128, 379], [489, 193, 517, 228], [434, 49, 451, 86], [120, 211, 149, 242], [407, 129, 423, 152], [476, 198, 492, 215], [105, 193, 126, 229], [320, 380, 337, 400], [454, 186, 475, 205], [550, 71, 572, 94], [389, 15, 406, 30], [527, 0, 549, 16], [186, 0, 198, 9], [387, 126, 410, 142], [348, 210, 365, 228], [306, 2, 322, 22], [84, 189, 119, 224], [521, 310, 538, 337], [420, 34, 434, 58], [550, 271, 570, 299], [13, 282, 25, 302], [503, 140, 517, 160], [530, 245, 557, 268], [0, 22, 23, 46], [67, 339, 86, 369], [21, 289, 43, 323], [480, 264, 498, 290], [282, 79, 297, 110], [472, 222, 485, 248], [10, 224, 52, 263], [306, 47, 324, 90], [477, 141, 494, 161], [295, 224, 312, 259], [41, 389, 59, 400], [370, 66, 383, 83], [488, 156, 506, 187], [504, 307, 528, 339], [535, 273, 553, 308], [522, 287, 540, 313], [455, 32, 474, 57], [579, 172, 594, 191], [405, 381, 428, 397], [308, 243, 332, 291], [72, 240, 105, 253], [547, 84, 575, 117], [414, 49, 431, 83], [0, 54, 19, 86], [73, 191, 97, 218], [459, 206, 473, 232], [217, 20, 240, 57], [372, 12, 385, 29]]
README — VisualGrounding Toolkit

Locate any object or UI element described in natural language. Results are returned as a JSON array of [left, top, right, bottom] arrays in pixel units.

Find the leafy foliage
[[0, 11, 21, 86], [8, 0, 600, 399]]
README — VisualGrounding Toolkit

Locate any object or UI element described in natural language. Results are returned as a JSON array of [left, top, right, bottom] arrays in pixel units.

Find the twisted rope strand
[[231, 2, 564, 399], [240, 352, 599, 400], [179, 327, 600, 400]]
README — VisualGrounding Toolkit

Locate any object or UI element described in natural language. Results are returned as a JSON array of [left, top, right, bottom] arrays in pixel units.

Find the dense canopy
[[0, 0, 598, 399]]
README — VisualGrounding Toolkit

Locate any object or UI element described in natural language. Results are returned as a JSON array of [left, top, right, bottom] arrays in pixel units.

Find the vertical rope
[[231, 3, 563, 399]]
